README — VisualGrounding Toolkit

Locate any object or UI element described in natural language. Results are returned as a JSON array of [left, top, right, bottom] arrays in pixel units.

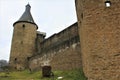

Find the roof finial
[[26, 3, 31, 11], [28, 2, 30, 5]]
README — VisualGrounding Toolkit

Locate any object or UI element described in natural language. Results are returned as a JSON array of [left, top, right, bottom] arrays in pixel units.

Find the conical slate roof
[[18, 4, 34, 23], [13, 4, 38, 29]]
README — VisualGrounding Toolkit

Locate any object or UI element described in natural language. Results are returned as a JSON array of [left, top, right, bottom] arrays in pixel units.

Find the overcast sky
[[0, 0, 77, 61]]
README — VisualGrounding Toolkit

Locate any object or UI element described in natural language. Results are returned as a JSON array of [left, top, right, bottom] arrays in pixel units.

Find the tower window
[[21, 41, 23, 44], [81, 13, 83, 19], [15, 58, 17, 61], [27, 57, 30, 61], [14, 58, 17, 63], [23, 24, 25, 28], [105, 1, 111, 7]]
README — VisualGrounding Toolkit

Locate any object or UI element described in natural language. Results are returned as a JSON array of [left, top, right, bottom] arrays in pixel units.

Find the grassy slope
[[0, 69, 87, 80]]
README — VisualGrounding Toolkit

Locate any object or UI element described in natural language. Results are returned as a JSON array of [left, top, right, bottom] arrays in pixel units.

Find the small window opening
[[21, 41, 23, 44], [27, 57, 30, 61], [81, 13, 83, 19], [14, 58, 17, 63], [15, 58, 17, 61], [23, 24, 25, 28], [105, 1, 111, 7]]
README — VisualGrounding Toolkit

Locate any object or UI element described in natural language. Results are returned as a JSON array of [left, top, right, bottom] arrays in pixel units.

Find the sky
[[0, 0, 77, 61]]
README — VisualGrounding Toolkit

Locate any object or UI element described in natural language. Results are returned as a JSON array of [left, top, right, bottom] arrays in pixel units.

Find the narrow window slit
[[81, 13, 83, 19], [23, 24, 25, 28]]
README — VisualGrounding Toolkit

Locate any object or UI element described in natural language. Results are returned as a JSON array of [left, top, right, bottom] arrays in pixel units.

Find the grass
[[0, 69, 87, 80]]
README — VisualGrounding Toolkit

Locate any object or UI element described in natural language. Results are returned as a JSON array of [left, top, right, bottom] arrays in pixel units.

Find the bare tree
[[0, 60, 8, 71]]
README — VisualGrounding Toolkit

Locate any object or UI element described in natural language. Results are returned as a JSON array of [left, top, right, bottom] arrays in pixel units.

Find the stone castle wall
[[29, 22, 82, 71], [76, 0, 120, 80], [10, 1, 120, 79], [50, 43, 82, 70]]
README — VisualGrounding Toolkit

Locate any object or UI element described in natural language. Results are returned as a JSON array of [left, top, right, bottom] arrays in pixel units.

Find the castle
[[9, 0, 120, 80], [9, 4, 81, 70]]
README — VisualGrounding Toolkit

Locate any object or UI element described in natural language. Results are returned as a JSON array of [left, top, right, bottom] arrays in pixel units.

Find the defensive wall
[[29, 22, 82, 71]]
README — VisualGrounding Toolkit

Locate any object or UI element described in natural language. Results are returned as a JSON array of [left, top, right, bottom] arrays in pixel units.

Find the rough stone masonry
[[9, 4, 82, 71], [75, 0, 120, 80]]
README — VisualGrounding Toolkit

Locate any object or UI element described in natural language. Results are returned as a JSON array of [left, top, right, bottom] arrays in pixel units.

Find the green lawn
[[0, 69, 87, 80]]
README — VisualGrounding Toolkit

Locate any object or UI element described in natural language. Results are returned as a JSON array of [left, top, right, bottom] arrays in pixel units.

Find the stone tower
[[9, 4, 38, 70], [75, 0, 120, 80]]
